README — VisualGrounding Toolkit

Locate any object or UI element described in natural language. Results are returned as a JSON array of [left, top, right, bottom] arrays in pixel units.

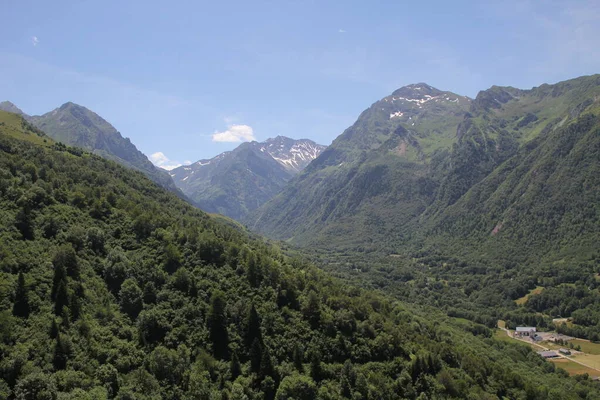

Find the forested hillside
[[0, 101, 181, 196], [1, 111, 599, 398], [247, 75, 600, 342]]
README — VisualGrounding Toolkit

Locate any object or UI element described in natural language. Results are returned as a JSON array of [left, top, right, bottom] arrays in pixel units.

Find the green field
[[571, 339, 600, 355], [550, 358, 600, 377], [515, 286, 544, 305]]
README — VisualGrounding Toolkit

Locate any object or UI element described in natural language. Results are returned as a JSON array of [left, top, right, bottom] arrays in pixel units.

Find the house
[[559, 348, 571, 355], [515, 327, 537, 337], [539, 350, 559, 359]]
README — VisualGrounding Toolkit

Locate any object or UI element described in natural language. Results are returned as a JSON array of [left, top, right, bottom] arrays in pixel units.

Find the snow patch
[[390, 111, 404, 119]]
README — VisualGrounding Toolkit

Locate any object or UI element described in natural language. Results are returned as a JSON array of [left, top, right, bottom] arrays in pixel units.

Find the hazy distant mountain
[[170, 136, 325, 220], [0, 101, 182, 194]]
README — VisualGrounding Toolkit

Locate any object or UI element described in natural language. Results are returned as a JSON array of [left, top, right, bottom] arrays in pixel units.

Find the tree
[[275, 374, 317, 400], [247, 252, 262, 287], [303, 291, 321, 329], [245, 304, 262, 347], [14, 208, 34, 240], [13, 372, 57, 400], [53, 332, 71, 370], [53, 245, 79, 280], [12, 272, 30, 318], [208, 291, 229, 359], [259, 345, 276, 381], [309, 350, 324, 383], [230, 352, 242, 380], [119, 279, 143, 319], [49, 319, 59, 339], [250, 338, 262, 374], [143, 282, 157, 305], [163, 243, 182, 273], [54, 280, 69, 316], [293, 344, 304, 372], [70, 292, 81, 321]]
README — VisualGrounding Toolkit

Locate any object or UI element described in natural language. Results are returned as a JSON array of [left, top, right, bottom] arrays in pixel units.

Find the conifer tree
[[230, 352, 242, 380], [54, 281, 69, 316], [293, 343, 304, 372], [250, 338, 262, 374], [259, 345, 275, 381], [12, 272, 30, 318], [245, 304, 262, 347], [208, 291, 229, 359]]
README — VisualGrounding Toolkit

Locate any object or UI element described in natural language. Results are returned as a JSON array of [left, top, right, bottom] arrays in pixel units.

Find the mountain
[[170, 136, 325, 220], [1, 109, 597, 399], [247, 76, 600, 256], [246, 75, 600, 343], [0, 101, 25, 116], [246, 83, 471, 249], [0, 101, 182, 195]]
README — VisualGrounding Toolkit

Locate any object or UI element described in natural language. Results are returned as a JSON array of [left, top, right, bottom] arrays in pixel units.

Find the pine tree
[[309, 350, 323, 383], [250, 338, 262, 374], [61, 309, 70, 330], [293, 343, 304, 372], [54, 281, 69, 316], [245, 304, 262, 348], [259, 345, 275, 381], [51, 262, 67, 302], [12, 272, 30, 318], [53, 333, 70, 370], [208, 291, 229, 359], [50, 319, 59, 339], [230, 352, 242, 380], [70, 292, 81, 321], [247, 252, 261, 287]]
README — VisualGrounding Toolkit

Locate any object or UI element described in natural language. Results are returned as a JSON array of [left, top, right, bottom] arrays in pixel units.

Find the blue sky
[[1, 0, 599, 169]]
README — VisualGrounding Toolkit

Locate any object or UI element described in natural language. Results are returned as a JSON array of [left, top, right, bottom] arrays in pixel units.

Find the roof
[[516, 327, 536, 332], [539, 351, 559, 358]]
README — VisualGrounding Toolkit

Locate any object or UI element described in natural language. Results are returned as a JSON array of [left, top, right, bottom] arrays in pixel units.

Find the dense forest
[[1, 111, 599, 398]]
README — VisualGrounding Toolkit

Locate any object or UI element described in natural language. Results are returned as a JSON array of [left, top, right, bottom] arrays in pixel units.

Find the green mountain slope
[[0, 101, 182, 195], [247, 74, 600, 344], [248, 76, 600, 255], [1, 110, 598, 398], [170, 137, 325, 220], [247, 84, 471, 250]]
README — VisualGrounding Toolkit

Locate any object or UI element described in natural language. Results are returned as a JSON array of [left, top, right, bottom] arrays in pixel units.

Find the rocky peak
[[0, 101, 26, 116]]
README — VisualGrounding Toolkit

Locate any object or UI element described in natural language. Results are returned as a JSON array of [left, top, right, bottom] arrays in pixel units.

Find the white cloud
[[212, 124, 256, 142], [338, 29, 346, 33], [149, 151, 190, 170], [32, 36, 39, 46]]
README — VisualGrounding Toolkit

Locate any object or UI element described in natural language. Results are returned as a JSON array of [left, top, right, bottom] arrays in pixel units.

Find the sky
[[1, 0, 599, 169]]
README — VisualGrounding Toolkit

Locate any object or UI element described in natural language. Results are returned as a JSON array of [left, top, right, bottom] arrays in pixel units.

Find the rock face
[[170, 136, 325, 220]]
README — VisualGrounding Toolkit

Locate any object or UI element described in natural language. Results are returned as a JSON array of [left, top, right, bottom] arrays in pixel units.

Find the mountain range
[[246, 75, 600, 265], [1, 105, 596, 399], [0, 100, 181, 195], [169, 136, 325, 220]]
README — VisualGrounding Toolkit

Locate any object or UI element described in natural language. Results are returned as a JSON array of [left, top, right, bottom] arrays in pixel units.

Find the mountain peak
[[391, 83, 441, 97], [0, 101, 26, 116]]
